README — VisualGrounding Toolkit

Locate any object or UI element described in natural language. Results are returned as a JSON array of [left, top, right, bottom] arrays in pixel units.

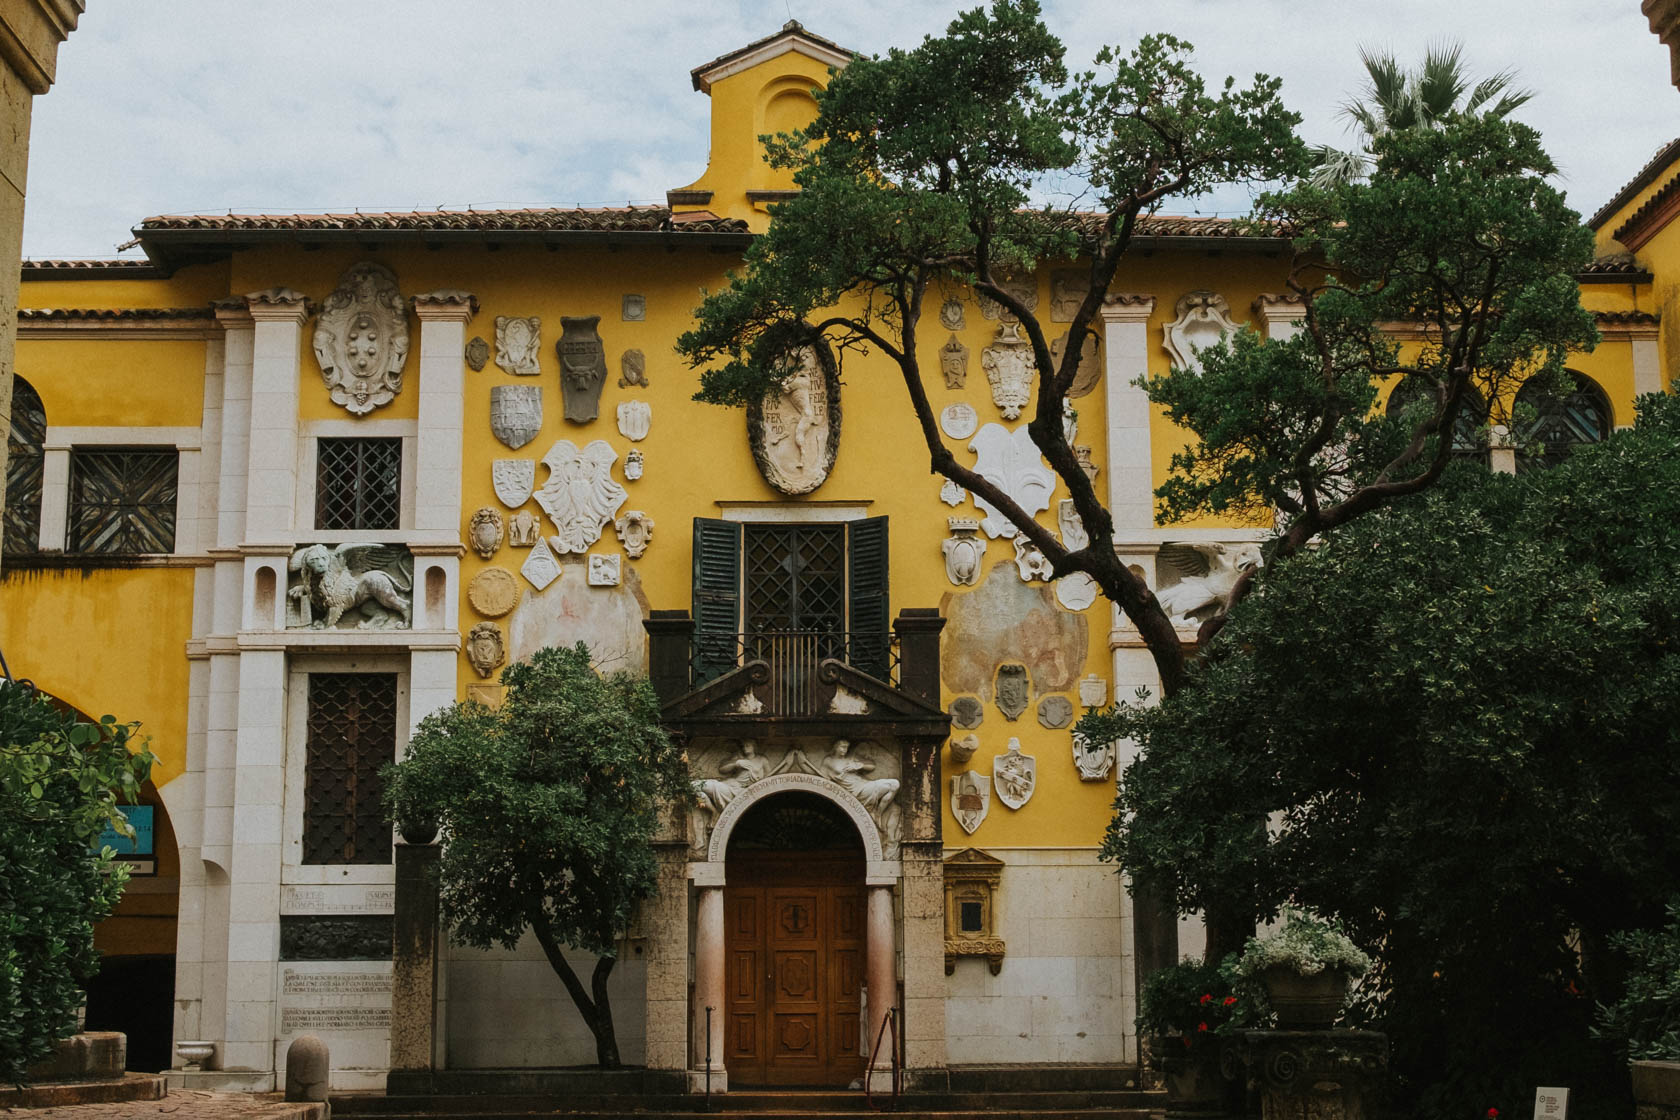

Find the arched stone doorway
[[722, 792, 866, 1086], [690, 779, 898, 1092]]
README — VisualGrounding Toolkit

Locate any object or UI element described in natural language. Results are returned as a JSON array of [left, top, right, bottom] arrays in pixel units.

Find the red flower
[[1181, 1036, 1193, 1049], [1223, 996, 1238, 1006], [1487, 1109, 1499, 1119], [1197, 1022, 1209, 1033], [1199, 993, 1213, 1005]]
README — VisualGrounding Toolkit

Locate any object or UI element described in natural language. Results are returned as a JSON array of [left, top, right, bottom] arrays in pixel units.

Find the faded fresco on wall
[[941, 559, 1088, 699], [506, 560, 650, 673]]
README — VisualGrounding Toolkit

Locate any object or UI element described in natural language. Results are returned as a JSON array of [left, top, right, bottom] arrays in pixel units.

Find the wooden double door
[[723, 852, 866, 1086]]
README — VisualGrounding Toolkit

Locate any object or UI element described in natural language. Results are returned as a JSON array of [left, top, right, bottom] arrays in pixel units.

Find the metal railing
[[692, 629, 899, 712], [703, 1005, 714, 1112], [864, 1007, 902, 1111]]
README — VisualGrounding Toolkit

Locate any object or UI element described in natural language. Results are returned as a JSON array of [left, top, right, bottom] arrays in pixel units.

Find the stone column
[[865, 883, 897, 1086], [390, 841, 442, 1074], [0, 0, 83, 574], [898, 842, 946, 1076], [410, 291, 476, 538], [1099, 294, 1157, 532], [691, 880, 726, 1091], [243, 289, 311, 546], [643, 844, 692, 1072]]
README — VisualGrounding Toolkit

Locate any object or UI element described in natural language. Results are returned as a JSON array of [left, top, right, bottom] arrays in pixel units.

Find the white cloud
[[20, 1, 1677, 257]]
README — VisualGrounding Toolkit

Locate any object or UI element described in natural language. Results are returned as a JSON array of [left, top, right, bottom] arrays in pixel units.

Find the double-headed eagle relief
[[533, 438, 627, 554], [312, 262, 410, 415]]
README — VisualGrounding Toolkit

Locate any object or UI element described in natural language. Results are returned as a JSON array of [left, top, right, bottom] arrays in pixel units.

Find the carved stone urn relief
[[312, 262, 410, 415], [556, 316, 608, 422]]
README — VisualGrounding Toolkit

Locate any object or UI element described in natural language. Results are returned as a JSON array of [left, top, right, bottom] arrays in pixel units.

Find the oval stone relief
[[747, 339, 841, 496]]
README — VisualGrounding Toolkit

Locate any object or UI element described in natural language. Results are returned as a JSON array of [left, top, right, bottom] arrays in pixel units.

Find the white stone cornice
[[1099, 293, 1156, 324], [411, 290, 479, 322], [243, 288, 313, 322]]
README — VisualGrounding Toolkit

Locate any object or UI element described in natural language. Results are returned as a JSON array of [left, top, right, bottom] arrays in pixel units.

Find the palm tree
[[1312, 42, 1533, 186]]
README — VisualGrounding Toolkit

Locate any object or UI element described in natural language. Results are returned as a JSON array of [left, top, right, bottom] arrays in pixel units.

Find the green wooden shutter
[[692, 517, 743, 684], [847, 516, 891, 681]]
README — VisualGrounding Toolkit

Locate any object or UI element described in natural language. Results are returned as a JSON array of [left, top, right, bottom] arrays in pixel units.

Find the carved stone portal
[[613, 510, 653, 558], [942, 336, 969, 389], [944, 848, 1005, 973], [466, 622, 506, 679], [982, 321, 1034, 420], [534, 439, 627, 554], [465, 336, 489, 371], [1164, 290, 1237, 375], [312, 262, 409, 416], [495, 315, 542, 376], [616, 400, 651, 442], [557, 316, 608, 422], [748, 342, 840, 496], [996, 663, 1030, 721], [1074, 731, 1116, 781], [951, 771, 991, 835], [968, 423, 1055, 540], [492, 459, 535, 509], [992, 738, 1036, 810], [468, 508, 504, 560], [942, 518, 986, 587], [490, 385, 543, 451], [286, 544, 412, 630], [508, 510, 541, 547]]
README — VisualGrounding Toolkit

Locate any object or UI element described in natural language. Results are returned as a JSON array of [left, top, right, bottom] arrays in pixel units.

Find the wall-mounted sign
[[94, 805, 155, 875]]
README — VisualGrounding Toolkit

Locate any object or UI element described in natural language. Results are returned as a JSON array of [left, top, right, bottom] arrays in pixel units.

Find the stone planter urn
[[1633, 1060, 1680, 1120], [1259, 966, 1350, 1029], [398, 820, 439, 845], [1154, 1036, 1228, 1118]]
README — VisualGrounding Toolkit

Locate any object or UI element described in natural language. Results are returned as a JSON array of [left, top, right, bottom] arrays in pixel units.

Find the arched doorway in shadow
[[722, 791, 867, 1087]]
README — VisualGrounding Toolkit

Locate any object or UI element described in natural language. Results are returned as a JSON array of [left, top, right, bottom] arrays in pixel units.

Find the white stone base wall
[[944, 849, 1131, 1065], [446, 934, 648, 1068]]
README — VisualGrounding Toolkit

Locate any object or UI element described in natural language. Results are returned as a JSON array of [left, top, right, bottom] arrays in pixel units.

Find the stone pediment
[[661, 657, 948, 733]]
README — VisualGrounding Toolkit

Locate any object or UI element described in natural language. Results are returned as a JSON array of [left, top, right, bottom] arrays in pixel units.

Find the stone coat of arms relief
[[312, 262, 410, 416], [533, 438, 627, 554]]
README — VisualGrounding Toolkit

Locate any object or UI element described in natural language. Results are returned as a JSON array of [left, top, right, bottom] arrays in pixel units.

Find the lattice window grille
[[66, 447, 178, 554], [1386, 376, 1487, 458], [315, 437, 402, 531], [3, 378, 46, 557], [303, 673, 397, 866], [743, 523, 846, 633], [1516, 375, 1611, 473]]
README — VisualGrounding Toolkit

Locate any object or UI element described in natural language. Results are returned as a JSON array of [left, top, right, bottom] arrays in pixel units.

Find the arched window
[[3, 377, 46, 557], [1385, 375, 1488, 460], [1514, 372, 1611, 472]]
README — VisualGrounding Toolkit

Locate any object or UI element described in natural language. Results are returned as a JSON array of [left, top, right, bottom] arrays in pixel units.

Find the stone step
[[332, 1089, 1165, 1118], [329, 1111, 1159, 1120], [0, 1071, 167, 1108]]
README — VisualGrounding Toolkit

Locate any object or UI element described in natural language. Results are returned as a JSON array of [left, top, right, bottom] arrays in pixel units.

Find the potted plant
[[1234, 911, 1371, 1030], [1138, 955, 1266, 1116], [1592, 899, 1680, 1116]]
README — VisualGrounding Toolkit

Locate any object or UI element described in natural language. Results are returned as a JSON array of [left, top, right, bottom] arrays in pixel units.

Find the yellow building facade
[[1, 22, 1670, 1093]]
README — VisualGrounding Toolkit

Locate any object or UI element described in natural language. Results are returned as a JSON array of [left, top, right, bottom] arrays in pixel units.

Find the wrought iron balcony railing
[[691, 629, 899, 713]]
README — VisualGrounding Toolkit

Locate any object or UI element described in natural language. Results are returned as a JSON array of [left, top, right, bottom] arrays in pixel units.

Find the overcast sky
[[19, 1, 1678, 260]]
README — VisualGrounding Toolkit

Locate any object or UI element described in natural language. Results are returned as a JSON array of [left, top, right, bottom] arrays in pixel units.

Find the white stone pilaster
[[411, 291, 476, 538], [36, 445, 68, 550], [692, 885, 726, 1088], [1634, 337, 1663, 397], [407, 648, 458, 734], [243, 289, 310, 547], [215, 306, 254, 550], [1099, 295, 1157, 533]]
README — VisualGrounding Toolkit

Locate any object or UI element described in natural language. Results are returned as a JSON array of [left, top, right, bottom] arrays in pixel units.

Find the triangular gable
[[690, 19, 855, 94]]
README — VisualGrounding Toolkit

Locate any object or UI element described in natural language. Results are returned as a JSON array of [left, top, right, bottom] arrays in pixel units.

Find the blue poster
[[94, 805, 153, 856]]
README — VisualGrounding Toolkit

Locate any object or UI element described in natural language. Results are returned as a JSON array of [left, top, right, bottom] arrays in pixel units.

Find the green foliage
[[381, 645, 690, 1067], [1136, 954, 1267, 1046], [0, 682, 153, 1084], [1593, 899, 1680, 1061], [1151, 114, 1596, 532], [1234, 911, 1369, 980], [1096, 394, 1680, 1120]]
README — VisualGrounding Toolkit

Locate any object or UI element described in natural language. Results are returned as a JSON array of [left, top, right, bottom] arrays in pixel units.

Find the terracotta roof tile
[[690, 20, 857, 91], [1577, 252, 1652, 282], [137, 205, 750, 235], [18, 306, 214, 321], [1589, 137, 1680, 230]]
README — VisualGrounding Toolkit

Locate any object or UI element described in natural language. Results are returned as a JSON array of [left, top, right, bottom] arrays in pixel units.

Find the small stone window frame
[[944, 847, 1005, 975]]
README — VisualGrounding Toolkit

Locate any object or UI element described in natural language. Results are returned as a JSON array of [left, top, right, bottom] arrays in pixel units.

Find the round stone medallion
[[940, 402, 979, 440], [468, 567, 521, 618]]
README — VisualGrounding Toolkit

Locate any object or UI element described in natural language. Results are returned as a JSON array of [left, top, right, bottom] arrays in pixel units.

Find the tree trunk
[[529, 918, 622, 1069]]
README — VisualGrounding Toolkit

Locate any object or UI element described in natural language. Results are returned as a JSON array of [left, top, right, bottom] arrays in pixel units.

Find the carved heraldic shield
[[312, 262, 410, 415], [490, 385, 544, 451]]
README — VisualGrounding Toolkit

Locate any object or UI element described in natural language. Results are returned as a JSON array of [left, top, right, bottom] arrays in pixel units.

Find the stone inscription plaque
[[280, 1007, 392, 1033], [280, 885, 394, 916]]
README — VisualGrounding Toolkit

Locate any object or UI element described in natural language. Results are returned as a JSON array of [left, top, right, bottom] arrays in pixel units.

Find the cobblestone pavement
[[9, 1089, 326, 1119]]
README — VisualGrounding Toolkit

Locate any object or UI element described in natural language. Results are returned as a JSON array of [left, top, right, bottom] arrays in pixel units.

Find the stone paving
[[9, 1088, 326, 1119]]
